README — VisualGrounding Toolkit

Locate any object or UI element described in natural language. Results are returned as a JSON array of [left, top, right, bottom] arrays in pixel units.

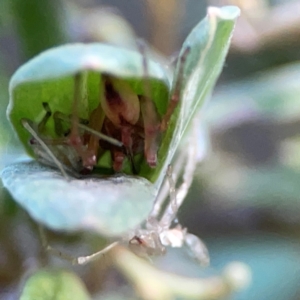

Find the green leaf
[[1, 161, 154, 236], [2, 6, 239, 234], [20, 269, 91, 300], [145, 5, 240, 185], [8, 43, 170, 169]]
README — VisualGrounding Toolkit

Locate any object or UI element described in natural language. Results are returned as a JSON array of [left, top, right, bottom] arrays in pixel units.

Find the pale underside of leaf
[[1, 161, 156, 236]]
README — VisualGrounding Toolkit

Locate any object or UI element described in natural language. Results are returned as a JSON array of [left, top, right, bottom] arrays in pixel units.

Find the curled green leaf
[[2, 161, 155, 236], [2, 6, 240, 234]]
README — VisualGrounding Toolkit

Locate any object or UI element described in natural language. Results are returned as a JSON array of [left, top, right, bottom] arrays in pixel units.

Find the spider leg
[[86, 102, 105, 161], [52, 75, 123, 171], [151, 118, 198, 221], [69, 73, 85, 145], [158, 164, 178, 229], [138, 42, 161, 168], [39, 74, 94, 171], [38, 225, 118, 265], [112, 148, 126, 172], [53, 111, 122, 147], [140, 96, 161, 168], [29, 139, 81, 178], [22, 118, 69, 179], [120, 125, 140, 174], [174, 119, 198, 208], [126, 149, 138, 175], [99, 75, 142, 172], [150, 149, 186, 219], [161, 47, 190, 131], [68, 73, 97, 170]]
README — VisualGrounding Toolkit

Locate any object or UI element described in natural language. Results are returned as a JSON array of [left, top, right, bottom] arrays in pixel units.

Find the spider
[[39, 120, 209, 267], [22, 44, 190, 178], [23, 43, 209, 266]]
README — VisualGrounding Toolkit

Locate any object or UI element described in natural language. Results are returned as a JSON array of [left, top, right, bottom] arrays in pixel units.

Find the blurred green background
[[1, 0, 300, 299]]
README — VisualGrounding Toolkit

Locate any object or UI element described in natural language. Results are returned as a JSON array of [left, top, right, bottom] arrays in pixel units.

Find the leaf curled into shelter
[[2, 6, 240, 234]]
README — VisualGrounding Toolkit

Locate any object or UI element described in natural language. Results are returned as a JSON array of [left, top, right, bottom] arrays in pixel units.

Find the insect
[[4, 6, 241, 281], [3, 8, 242, 283], [41, 152, 209, 267], [13, 43, 189, 179], [32, 99, 206, 265], [9, 42, 208, 265]]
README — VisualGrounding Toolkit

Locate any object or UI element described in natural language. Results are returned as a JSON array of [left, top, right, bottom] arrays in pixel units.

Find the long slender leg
[[30, 140, 81, 179], [25, 87, 123, 176], [112, 148, 126, 173], [69, 73, 86, 146], [53, 112, 122, 147], [50, 103, 123, 172], [161, 47, 190, 131], [158, 122, 198, 227], [22, 118, 69, 179], [158, 164, 179, 229], [174, 119, 198, 208], [86, 104, 105, 158], [167, 165, 177, 214], [73, 74, 96, 169], [149, 150, 186, 220], [150, 118, 199, 221], [62, 73, 97, 170], [24, 102, 84, 178], [138, 41, 161, 168], [43, 75, 89, 169], [150, 115, 199, 218], [140, 96, 161, 167], [124, 143, 138, 174], [38, 226, 118, 265]]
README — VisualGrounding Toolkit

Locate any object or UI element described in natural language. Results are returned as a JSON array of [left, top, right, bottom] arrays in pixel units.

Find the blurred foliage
[[20, 269, 91, 300], [11, 0, 67, 60], [209, 233, 300, 300]]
